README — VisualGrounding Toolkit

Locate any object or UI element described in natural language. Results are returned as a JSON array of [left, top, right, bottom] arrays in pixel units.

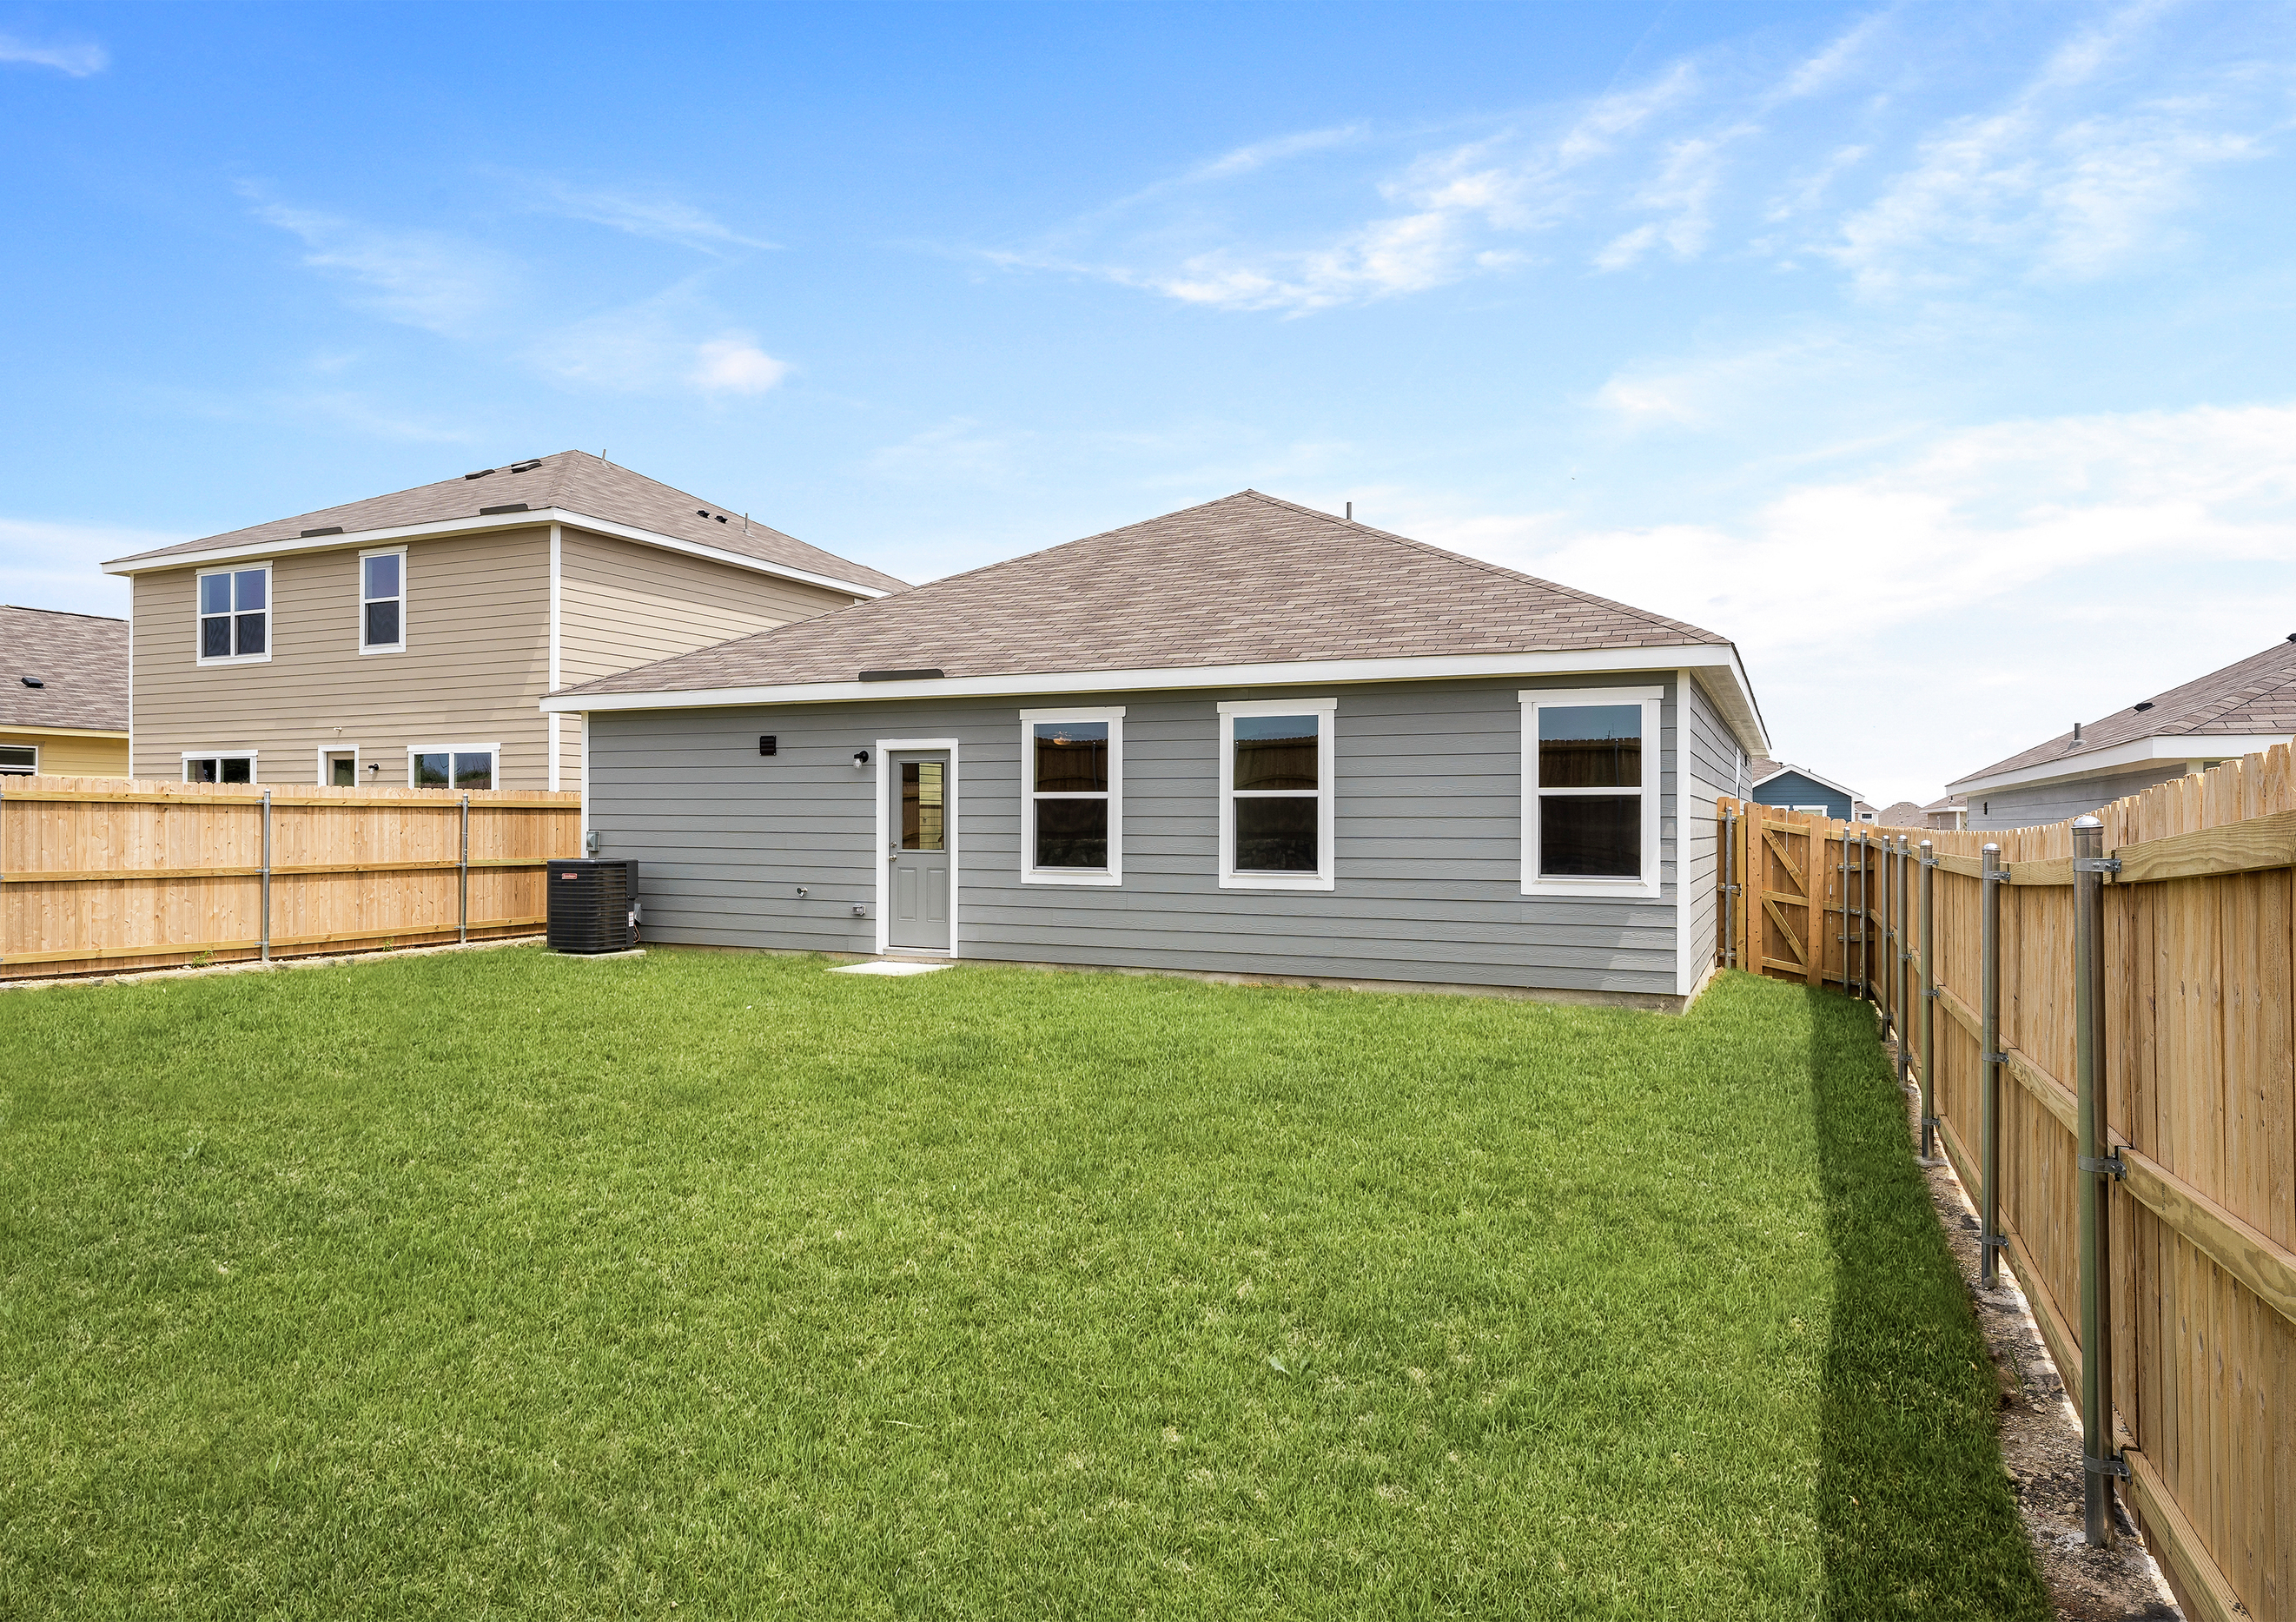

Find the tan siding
[[129, 527, 552, 787], [0, 728, 129, 778], [553, 526, 863, 786]]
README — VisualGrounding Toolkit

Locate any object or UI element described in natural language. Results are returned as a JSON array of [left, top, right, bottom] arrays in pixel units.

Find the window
[[197, 566, 270, 662], [1520, 686, 1662, 897], [1020, 708, 1123, 885], [183, 752, 255, 784], [409, 745, 497, 791], [361, 548, 405, 652], [0, 745, 36, 775], [1217, 697, 1336, 890]]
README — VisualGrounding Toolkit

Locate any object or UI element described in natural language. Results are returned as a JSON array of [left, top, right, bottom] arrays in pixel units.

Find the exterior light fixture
[[853, 749, 870, 769]]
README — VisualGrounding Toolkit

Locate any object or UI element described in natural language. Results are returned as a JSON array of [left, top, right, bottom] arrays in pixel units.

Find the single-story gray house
[[545, 492, 1769, 1010], [1747, 756, 1869, 822], [1949, 636, 2296, 830]]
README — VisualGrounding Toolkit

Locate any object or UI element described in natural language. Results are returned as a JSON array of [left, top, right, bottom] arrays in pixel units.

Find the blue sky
[[4, 0, 2293, 804]]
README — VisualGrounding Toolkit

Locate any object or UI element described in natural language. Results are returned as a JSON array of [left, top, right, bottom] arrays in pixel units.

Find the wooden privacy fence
[[1718, 760, 2296, 1622], [0, 775, 582, 979]]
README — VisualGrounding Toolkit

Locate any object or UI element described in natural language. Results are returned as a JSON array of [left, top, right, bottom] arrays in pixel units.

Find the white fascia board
[[101, 508, 894, 600], [544, 641, 1769, 745], [1949, 732, 2294, 795], [1751, 763, 1861, 799], [0, 722, 129, 740]]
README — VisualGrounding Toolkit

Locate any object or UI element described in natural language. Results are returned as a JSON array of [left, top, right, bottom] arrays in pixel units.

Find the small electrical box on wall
[[758, 735, 777, 756]]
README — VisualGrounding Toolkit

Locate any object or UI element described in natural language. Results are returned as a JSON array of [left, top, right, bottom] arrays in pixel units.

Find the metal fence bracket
[[2079, 1152, 2127, 1182], [2073, 856, 2123, 875], [2084, 1453, 2131, 1480]]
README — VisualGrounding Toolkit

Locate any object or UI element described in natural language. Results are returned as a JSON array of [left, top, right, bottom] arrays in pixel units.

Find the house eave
[[0, 721, 129, 740], [546, 641, 1774, 756], [1948, 732, 2295, 796], [100, 508, 896, 600]]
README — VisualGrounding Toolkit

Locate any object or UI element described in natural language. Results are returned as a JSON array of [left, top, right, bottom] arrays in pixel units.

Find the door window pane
[[330, 758, 356, 786], [1540, 795, 1640, 877], [1234, 714, 1319, 790], [1033, 722, 1107, 791], [1234, 796, 1316, 871], [1035, 798, 1108, 869], [1538, 705, 1641, 788], [414, 751, 451, 787], [902, 761, 945, 851], [453, 752, 493, 790]]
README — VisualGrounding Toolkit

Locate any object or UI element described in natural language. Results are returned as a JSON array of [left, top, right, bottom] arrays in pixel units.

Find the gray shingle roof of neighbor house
[[1876, 799, 1927, 825], [547, 490, 1764, 742], [98, 450, 910, 596], [0, 605, 129, 732], [1949, 636, 2296, 791]]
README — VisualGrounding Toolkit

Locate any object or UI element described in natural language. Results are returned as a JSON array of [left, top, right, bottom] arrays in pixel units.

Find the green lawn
[[0, 949, 2045, 1620]]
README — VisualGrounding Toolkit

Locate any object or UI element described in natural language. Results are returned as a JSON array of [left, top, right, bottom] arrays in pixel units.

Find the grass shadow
[[1804, 982, 2050, 1620]]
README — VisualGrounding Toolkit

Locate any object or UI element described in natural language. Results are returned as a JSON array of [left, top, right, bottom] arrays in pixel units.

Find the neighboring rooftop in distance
[[98, 450, 909, 596], [546, 489, 1766, 750], [1876, 799, 1925, 825], [0, 605, 129, 732], [1749, 755, 1864, 803], [1949, 635, 2296, 792]]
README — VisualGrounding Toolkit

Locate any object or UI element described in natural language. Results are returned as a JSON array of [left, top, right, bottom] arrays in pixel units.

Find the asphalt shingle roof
[[558, 490, 1729, 698], [1949, 637, 2296, 787], [1, 605, 129, 732], [103, 450, 909, 594]]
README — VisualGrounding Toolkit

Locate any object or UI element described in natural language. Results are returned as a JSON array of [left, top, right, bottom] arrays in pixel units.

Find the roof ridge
[[1233, 489, 1727, 645], [2, 604, 129, 625]]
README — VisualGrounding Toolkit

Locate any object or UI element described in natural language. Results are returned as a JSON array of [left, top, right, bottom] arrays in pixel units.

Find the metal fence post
[[1919, 839, 1937, 1160], [1721, 807, 1736, 970], [459, 793, 471, 945], [1980, 841, 2005, 1288], [2073, 813, 2121, 1545], [259, 789, 273, 963]]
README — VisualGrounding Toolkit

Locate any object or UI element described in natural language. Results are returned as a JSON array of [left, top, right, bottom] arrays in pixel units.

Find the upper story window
[[1217, 697, 1336, 891], [1020, 708, 1123, 885], [361, 548, 405, 653], [1520, 686, 1662, 898], [197, 566, 270, 663], [0, 745, 36, 776]]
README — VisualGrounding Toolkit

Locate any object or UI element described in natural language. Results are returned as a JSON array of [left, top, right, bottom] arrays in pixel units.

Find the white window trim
[[314, 744, 363, 787], [182, 749, 258, 784], [1790, 804, 1829, 816], [1216, 696, 1337, 891], [195, 562, 274, 666], [0, 742, 38, 774], [358, 545, 407, 656], [1018, 706, 1124, 886], [1519, 685, 1663, 900], [406, 741, 501, 791], [872, 738, 962, 957]]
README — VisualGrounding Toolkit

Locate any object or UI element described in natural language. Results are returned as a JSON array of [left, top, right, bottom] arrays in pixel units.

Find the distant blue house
[[1749, 756, 1869, 822]]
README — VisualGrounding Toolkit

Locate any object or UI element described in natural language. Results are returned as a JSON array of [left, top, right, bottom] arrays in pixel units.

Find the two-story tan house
[[101, 451, 906, 789]]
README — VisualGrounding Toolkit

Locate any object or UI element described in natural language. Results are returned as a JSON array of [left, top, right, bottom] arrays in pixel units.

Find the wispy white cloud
[[527, 287, 789, 398], [520, 180, 776, 255], [1396, 401, 2296, 798], [244, 189, 513, 335], [0, 518, 170, 615], [0, 31, 108, 76]]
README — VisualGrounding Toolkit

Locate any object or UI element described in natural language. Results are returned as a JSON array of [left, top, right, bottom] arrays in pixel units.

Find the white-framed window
[[1519, 686, 1662, 898], [1790, 804, 1829, 816], [1019, 707, 1123, 885], [408, 743, 498, 791], [196, 564, 271, 664], [0, 744, 37, 775], [1217, 697, 1336, 891], [360, 546, 406, 654], [183, 751, 257, 784]]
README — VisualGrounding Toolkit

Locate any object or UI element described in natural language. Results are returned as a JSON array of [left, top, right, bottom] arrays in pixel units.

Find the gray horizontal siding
[[1966, 761, 2204, 831], [1677, 678, 1739, 988], [586, 673, 1685, 994]]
